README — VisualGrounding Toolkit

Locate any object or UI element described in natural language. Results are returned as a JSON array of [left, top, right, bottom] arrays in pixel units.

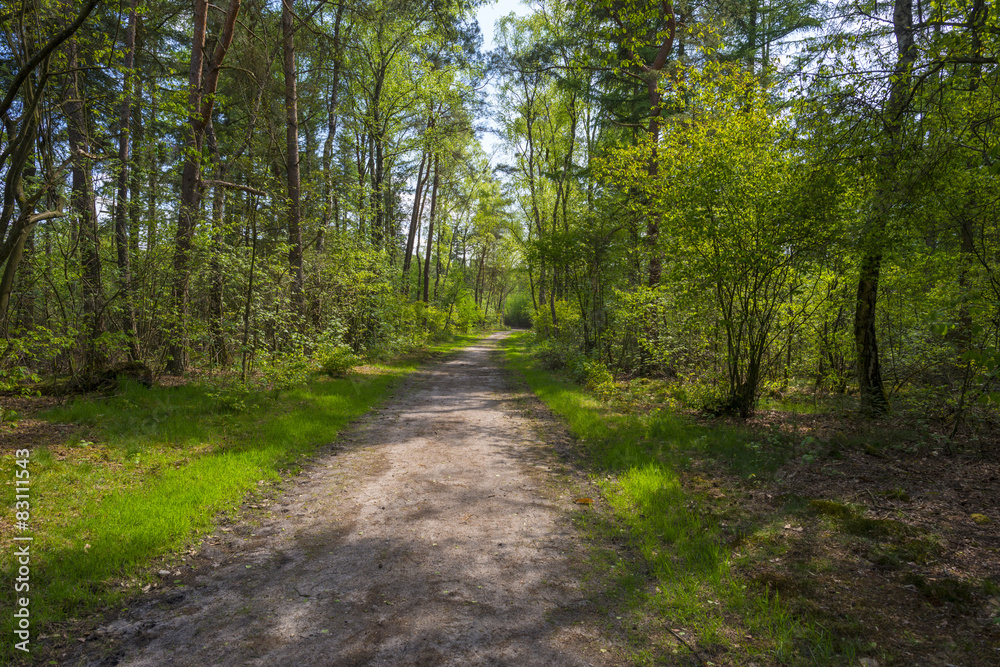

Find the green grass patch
[[501, 332, 834, 664], [0, 333, 480, 663]]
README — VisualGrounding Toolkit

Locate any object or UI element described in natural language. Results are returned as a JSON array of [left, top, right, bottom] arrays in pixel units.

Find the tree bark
[[422, 154, 440, 303], [321, 2, 345, 241], [113, 0, 141, 361], [282, 0, 304, 316], [207, 122, 229, 366], [403, 148, 429, 288], [65, 38, 104, 373], [168, 0, 241, 374], [854, 0, 915, 415]]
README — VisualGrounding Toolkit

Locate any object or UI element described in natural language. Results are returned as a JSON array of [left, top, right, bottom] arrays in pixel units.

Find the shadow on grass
[[499, 332, 841, 665]]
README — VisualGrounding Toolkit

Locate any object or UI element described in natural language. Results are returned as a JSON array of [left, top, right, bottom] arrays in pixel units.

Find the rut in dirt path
[[84, 333, 620, 667]]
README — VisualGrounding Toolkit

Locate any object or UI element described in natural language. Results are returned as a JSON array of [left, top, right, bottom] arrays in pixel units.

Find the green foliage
[[260, 350, 313, 392], [0, 326, 75, 392], [503, 291, 532, 328], [316, 344, 359, 378]]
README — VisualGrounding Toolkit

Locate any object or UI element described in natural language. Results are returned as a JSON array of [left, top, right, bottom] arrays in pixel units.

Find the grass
[[0, 333, 479, 664], [501, 332, 838, 664]]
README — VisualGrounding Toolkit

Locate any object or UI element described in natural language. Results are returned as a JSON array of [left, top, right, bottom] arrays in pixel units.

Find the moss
[[868, 536, 942, 569], [808, 499, 854, 520], [903, 573, 977, 605], [844, 516, 912, 539]]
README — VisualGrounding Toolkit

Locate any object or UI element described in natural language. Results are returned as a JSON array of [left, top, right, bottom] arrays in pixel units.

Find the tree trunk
[[422, 154, 440, 303], [640, 2, 676, 287], [65, 38, 104, 373], [853, 0, 915, 415], [321, 2, 345, 241], [146, 83, 159, 252], [207, 122, 229, 366], [402, 148, 429, 289], [113, 0, 141, 361], [282, 0, 304, 316], [167, 0, 241, 374], [855, 253, 888, 411], [128, 54, 143, 264]]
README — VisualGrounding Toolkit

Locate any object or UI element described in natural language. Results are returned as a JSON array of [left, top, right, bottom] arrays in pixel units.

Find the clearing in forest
[[76, 333, 620, 666]]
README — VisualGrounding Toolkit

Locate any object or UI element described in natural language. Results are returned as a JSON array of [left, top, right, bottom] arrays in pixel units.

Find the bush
[[317, 344, 359, 377], [261, 351, 312, 391], [534, 338, 576, 370]]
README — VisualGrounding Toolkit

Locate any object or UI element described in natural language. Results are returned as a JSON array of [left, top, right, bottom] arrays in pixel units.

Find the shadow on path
[[78, 334, 620, 666]]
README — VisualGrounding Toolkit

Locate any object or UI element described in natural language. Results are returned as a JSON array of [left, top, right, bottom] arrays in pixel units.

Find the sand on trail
[[82, 333, 622, 666]]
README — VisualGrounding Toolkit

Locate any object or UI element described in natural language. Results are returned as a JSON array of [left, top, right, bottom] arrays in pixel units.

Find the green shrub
[[261, 351, 312, 391], [317, 344, 359, 377]]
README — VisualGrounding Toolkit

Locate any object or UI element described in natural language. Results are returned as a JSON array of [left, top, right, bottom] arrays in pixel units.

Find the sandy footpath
[[75, 333, 622, 666]]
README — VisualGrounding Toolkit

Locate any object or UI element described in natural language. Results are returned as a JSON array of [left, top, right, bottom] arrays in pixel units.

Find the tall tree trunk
[[422, 154, 440, 303], [0, 221, 36, 332], [642, 2, 675, 287], [433, 217, 444, 300], [128, 56, 143, 264], [0, 65, 51, 328], [282, 0, 304, 316], [607, 2, 677, 287], [113, 0, 141, 361], [955, 0, 986, 355], [854, 0, 915, 414], [65, 38, 104, 373], [168, 0, 241, 374], [207, 122, 229, 366], [321, 2, 345, 241], [146, 83, 159, 252], [403, 148, 429, 288]]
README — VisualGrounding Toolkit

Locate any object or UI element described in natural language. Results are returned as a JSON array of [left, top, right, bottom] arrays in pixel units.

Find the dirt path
[[79, 333, 620, 666]]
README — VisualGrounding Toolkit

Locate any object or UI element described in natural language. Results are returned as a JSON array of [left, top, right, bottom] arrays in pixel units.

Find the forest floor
[[701, 409, 1000, 666], [59, 332, 625, 666]]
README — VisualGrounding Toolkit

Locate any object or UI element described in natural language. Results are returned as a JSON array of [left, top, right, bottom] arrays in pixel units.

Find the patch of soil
[[0, 395, 72, 454], [63, 334, 624, 666]]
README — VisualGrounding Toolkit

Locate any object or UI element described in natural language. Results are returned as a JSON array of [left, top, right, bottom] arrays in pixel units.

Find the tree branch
[[0, 0, 101, 120]]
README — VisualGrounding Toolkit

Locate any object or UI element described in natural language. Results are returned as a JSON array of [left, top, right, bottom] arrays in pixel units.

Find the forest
[[0, 0, 1000, 426], [1, 0, 999, 664], [1, 0, 998, 425]]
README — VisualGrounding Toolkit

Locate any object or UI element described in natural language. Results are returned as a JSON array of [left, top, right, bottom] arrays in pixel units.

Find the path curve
[[84, 333, 619, 666]]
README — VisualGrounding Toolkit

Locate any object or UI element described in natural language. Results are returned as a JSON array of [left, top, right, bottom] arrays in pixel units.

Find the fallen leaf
[[574, 498, 593, 505]]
